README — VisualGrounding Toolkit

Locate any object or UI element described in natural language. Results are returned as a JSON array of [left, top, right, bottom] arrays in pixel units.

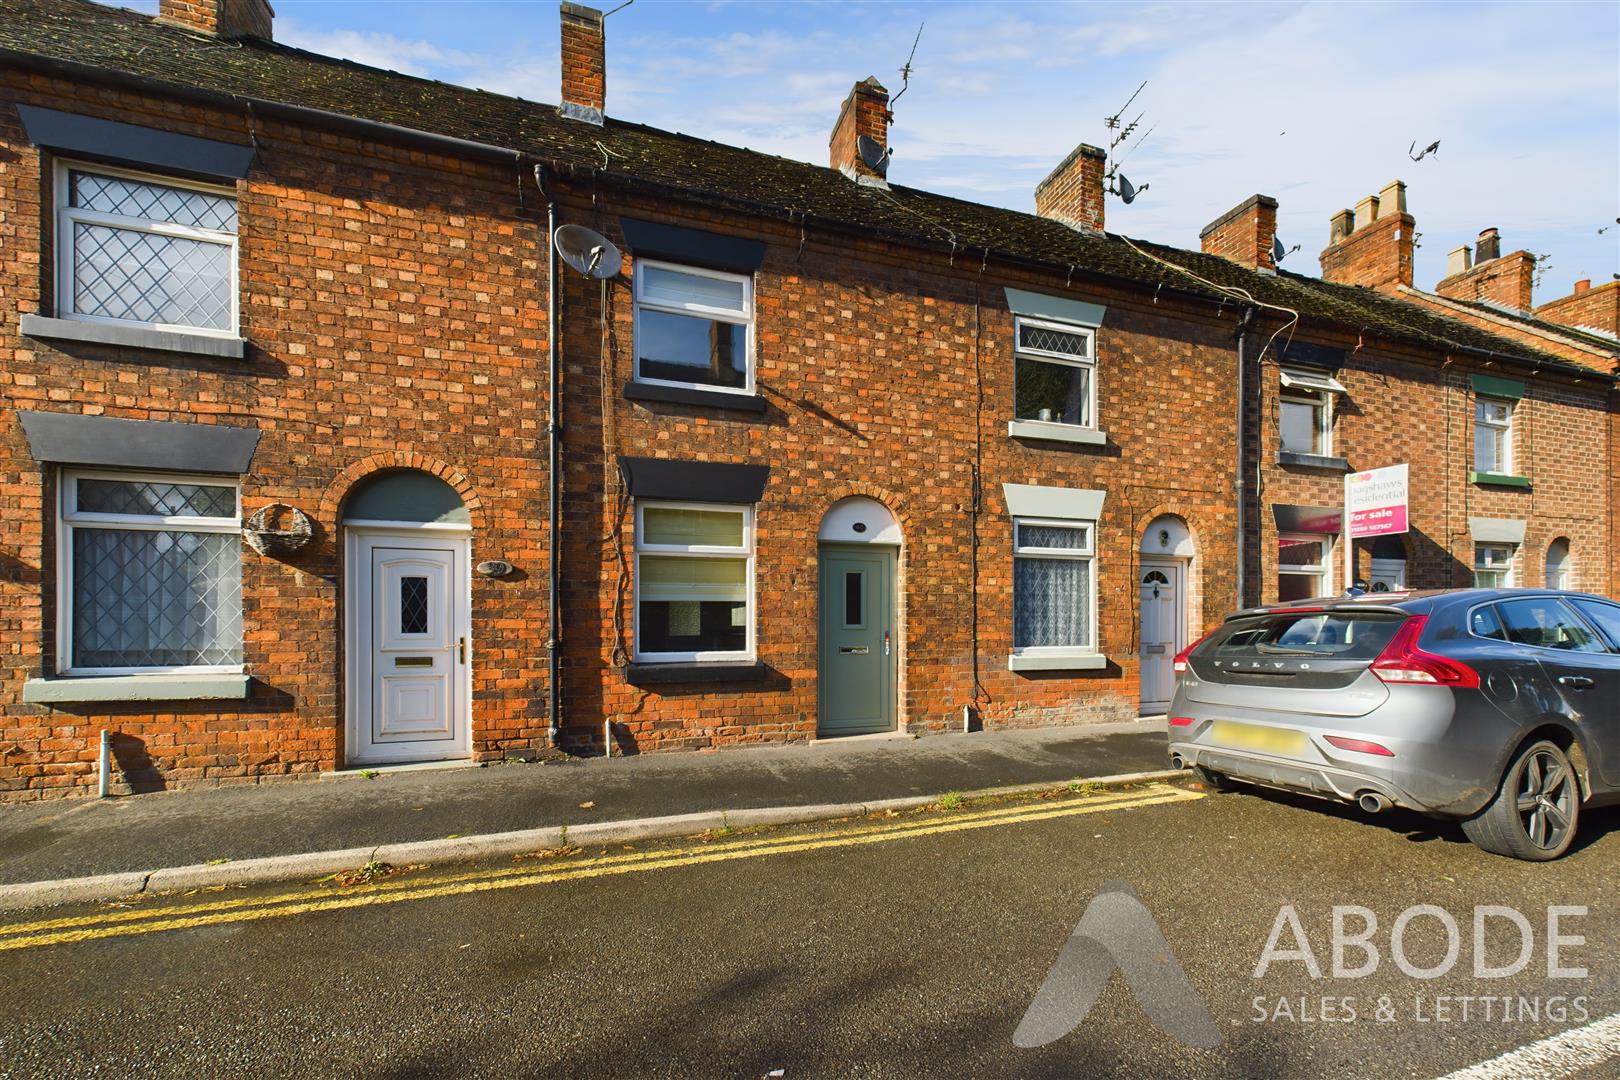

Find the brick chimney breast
[[1035, 144, 1107, 234], [829, 78, 891, 185], [1435, 227, 1535, 311], [1319, 180, 1414, 292], [157, 0, 273, 40], [1200, 194, 1279, 272], [559, 2, 606, 124]]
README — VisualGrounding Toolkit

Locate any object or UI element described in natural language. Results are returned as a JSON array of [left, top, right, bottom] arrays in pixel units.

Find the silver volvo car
[[1166, 589, 1620, 860]]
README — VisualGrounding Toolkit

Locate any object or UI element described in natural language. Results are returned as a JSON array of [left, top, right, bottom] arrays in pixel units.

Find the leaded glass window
[[1012, 518, 1096, 653], [58, 163, 238, 335], [1013, 316, 1096, 429], [62, 471, 242, 673]]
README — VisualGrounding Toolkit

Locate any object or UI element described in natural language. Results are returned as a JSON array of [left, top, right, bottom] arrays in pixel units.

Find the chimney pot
[[559, 2, 606, 124], [1574, 279, 1591, 294], [1377, 180, 1407, 219], [1034, 143, 1107, 233], [1475, 227, 1501, 262], [1445, 245, 1473, 277], [1329, 209, 1354, 244], [1353, 196, 1380, 231], [157, 0, 273, 40]]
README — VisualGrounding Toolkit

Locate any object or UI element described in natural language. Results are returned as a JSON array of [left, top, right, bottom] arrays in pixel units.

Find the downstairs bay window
[[59, 470, 243, 674], [634, 502, 754, 662]]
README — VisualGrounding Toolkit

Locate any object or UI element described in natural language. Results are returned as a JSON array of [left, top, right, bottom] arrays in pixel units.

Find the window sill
[[1469, 472, 1530, 489], [23, 672, 251, 704], [1277, 451, 1351, 471], [20, 314, 246, 359], [1008, 653, 1107, 673], [1006, 420, 1108, 446], [624, 660, 767, 686], [624, 382, 767, 413]]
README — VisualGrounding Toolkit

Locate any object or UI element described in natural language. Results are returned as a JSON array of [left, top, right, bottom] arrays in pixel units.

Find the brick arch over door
[[319, 452, 486, 532]]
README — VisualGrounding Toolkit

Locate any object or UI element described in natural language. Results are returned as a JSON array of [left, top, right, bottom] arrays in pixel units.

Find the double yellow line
[[0, 783, 1200, 953]]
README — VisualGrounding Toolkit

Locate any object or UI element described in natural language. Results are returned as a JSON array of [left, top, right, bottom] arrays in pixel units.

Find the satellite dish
[[553, 224, 622, 280], [1271, 236, 1301, 264], [857, 134, 891, 176], [1112, 173, 1148, 204]]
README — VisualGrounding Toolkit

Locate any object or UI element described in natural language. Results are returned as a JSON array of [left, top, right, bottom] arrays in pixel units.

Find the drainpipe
[[537, 164, 562, 748], [1234, 306, 1256, 610]]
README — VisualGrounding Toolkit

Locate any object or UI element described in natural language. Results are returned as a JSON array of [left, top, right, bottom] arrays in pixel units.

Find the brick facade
[[0, 0, 1614, 799]]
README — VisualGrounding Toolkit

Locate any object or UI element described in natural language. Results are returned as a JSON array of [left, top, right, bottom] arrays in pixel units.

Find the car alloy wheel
[[1514, 745, 1577, 852]]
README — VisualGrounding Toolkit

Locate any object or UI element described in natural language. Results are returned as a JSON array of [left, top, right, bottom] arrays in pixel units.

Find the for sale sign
[[1344, 464, 1409, 539]]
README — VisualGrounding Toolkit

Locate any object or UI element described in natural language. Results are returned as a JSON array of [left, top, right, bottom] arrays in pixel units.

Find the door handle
[[457, 636, 467, 664], [1557, 675, 1594, 690], [884, 631, 891, 657]]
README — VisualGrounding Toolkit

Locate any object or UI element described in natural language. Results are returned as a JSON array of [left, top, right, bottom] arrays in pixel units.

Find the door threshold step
[[810, 730, 912, 745], [321, 759, 481, 780]]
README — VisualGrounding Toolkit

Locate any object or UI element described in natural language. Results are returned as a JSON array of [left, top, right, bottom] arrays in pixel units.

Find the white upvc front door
[[1139, 561, 1183, 713], [347, 529, 471, 764]]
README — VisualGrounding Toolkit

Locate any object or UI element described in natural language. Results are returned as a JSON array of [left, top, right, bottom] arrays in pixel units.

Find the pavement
[[1, 780, 1616, 1078], [0, 720, 1170, 896]]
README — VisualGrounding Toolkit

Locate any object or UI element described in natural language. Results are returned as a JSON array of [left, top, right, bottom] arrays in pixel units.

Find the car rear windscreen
[[1199, 611, 1406, 662]]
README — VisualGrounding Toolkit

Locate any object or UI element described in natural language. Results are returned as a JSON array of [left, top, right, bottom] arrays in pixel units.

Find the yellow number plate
[[1210, 721, 1306, 755]]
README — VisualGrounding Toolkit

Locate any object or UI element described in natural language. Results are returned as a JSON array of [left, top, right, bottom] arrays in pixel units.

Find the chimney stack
[[829, 78, 891, 185], [1536, 278, 1620, 341], [1200, 194, 1279, 271], [1574, 279, 1591, 294], [157, 0, 273, 40], [1434, 227, 1535, 310], [1034, 144, 1107, 234], [559, 2, 606, 124], [1318, 179, 1414, 292]]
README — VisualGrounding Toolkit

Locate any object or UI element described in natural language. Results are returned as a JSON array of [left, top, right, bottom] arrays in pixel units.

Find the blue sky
[[113, 0, 1617, 298]]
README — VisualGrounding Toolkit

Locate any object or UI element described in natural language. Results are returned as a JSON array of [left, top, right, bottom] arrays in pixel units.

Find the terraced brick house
[[1, 0, 1612, 799]]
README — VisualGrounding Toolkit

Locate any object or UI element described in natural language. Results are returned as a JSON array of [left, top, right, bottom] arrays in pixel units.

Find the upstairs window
[[634, 502, 754, 662], [59, 470, 242, 674], [1474, 396, 1514, 475], [633, 261, 753, 394], [1013, 317, 1096, 429], [1474, 542, 1515, 589], [1279, 369, 1344, 456], [1012, 518, 1096, 655], [56, 162, 238, 336]]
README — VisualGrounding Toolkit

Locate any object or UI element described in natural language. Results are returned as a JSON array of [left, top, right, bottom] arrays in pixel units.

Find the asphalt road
[[2, 781, 1617, 1079]]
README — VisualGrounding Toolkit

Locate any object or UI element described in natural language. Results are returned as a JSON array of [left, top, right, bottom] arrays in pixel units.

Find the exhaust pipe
[[1171, 754, 1186, 770], [1358, 792, 1390, 814]]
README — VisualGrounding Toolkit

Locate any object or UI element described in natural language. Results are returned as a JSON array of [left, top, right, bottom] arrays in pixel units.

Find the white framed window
[[1013, 316, 1097, 429], [1279, 369, 1344, 456], [633, 501, 754, 662], [54, 161, 239, 337], [1277, 533, 1332, 601], [1012, 517, 1097, 656], [58, 470, 243, 675], [632, 260, 754, 394], [1474, 396, 1514, 475], [1474, 542, 1516, 588]]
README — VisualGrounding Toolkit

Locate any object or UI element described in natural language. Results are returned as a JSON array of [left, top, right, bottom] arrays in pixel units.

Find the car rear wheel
[[1461, 740, 1581, 861]]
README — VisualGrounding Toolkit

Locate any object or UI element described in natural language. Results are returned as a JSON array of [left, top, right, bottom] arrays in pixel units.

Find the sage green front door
[[817, 545, 897, 736]]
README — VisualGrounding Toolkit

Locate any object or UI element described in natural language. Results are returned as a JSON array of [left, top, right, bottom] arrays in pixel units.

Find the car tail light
[[1172, 628, 1219, 676], [1324, 735, 1395, 757], [1370, 615, 1481, 688], [1168, 716, 1195, 727]]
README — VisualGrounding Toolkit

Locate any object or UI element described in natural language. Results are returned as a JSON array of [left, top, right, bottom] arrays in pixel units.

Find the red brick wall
[[1319, 212, 1415, 291], [1538, 281, 1620, 338], [0, 73, 554, 799], [1200, 195, 1278, 272], [559, 3, 606, 115]]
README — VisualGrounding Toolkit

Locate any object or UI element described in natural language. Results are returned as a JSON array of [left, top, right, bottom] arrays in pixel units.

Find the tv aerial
[[553, 224, 622, 279], [1110, 173, 1148, 204], [857, 134, 891, 177], [1272, 236, 1300, 264]]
